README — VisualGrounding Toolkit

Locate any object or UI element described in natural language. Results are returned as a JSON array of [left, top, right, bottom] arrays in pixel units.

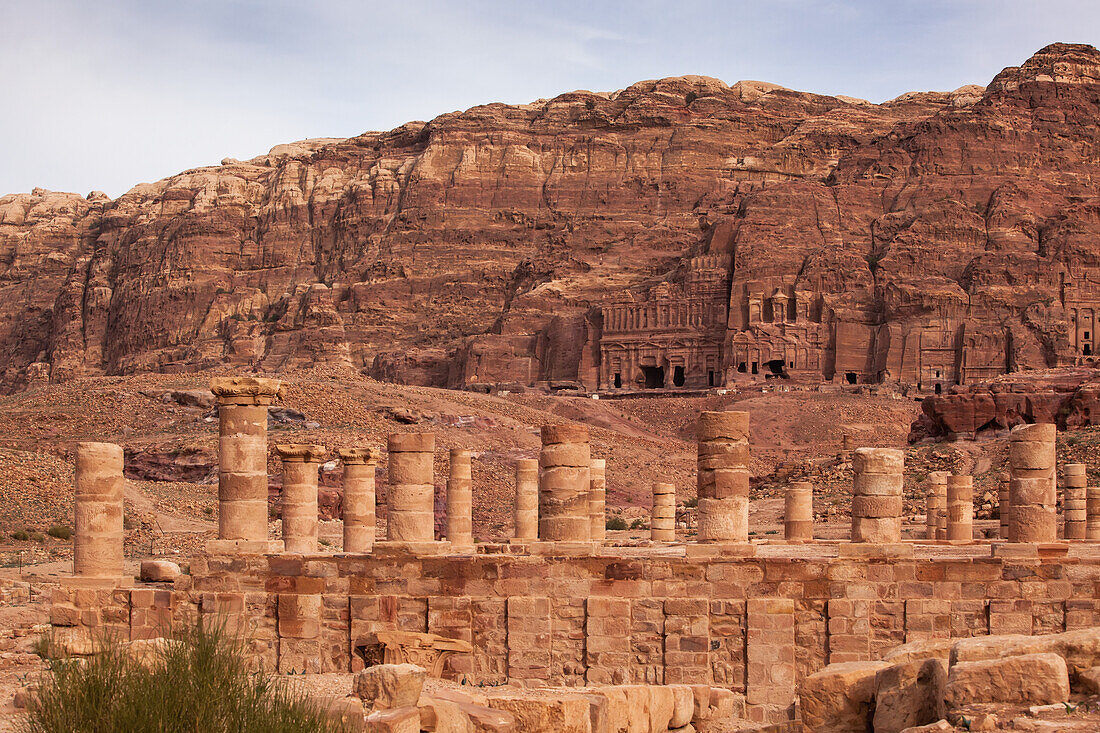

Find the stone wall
[[48, 546, 1100, 724]]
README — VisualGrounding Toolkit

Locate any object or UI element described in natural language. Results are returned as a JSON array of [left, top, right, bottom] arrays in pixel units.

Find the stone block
[[944, 652, 1069, 708], [798, 660, 886, 733], [873, 658, 947, 733], [365, 706, 420, 733], [356, 664, 428, 712], [488, 693, 590, 733]]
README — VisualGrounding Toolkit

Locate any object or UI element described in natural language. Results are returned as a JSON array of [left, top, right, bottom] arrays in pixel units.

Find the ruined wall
[[49, 548, 1100, 721]]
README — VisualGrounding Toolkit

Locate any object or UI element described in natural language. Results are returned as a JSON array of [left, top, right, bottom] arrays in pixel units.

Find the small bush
[[682, 497, 699, 508], [20, 622, 339, 733], [685, 90, 699, 105], [28, 532, 44, 543], [605, 516, 628, 531], [203, 507, 214, 516], [10, 530, 29, 541], [46, 526, 72, 541], [629, 519, 648, 530]]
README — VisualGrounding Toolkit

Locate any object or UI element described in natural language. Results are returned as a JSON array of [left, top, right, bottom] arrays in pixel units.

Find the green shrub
[[629, 519, 648, 530], [10, 530, 29, 541], [682, 497, 699, 508], [605, 516, 628, 531], [28, 532, 44, 543], [46, 526, 72, 541], [20, 622, 340, 733]]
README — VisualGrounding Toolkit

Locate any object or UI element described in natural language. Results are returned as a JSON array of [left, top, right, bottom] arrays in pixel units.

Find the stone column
[[446, 448, 473, 550], [275, 444, 325, 554], [1008, 423, 1057, 543], [538, 425, 591, 542], [338, 447, 379, 553], [850, 448, 903, 543], [697, 411, 750, 543], [651, 483, 676, 542], [387, 433, 436, 543], [997, 472, 1011, 540], [1088, 486, 1100, 540], [514, 459, 539, 541], [1063, 463, 1087, 540], [946, 474, 974, 542], [73, 442, 125, 580], [837, 433, 854, 463], [925, 471, 947, 540], [784, 481, 813, 542], [589, 459, 607, 544], [210, 377, 282, 550]]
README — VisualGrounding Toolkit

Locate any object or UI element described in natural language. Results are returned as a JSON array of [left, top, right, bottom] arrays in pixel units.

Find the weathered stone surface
[[6, 45, 1100, 396], [950, 628, 1100, 671], [364, 706, 420, 733], [872, 658, 947, 733], [487, 694, 590, 733], [356, 664, 428, 712], [898, 722, 951, 733], [944, 653, 1069, 708], [799, 660, 886, 733], [138, 559, 181, 582]]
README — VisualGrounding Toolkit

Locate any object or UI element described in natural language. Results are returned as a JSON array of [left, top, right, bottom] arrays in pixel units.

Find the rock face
[[3, 44, 1100, 394], [910, 367, 1100, 441]]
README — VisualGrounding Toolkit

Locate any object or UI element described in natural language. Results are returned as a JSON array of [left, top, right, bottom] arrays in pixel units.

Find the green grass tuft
[[20, 622, 343, 733]]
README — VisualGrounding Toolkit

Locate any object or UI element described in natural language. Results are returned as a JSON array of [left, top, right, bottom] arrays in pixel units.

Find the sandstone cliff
[[2, 44, 1100, 393]]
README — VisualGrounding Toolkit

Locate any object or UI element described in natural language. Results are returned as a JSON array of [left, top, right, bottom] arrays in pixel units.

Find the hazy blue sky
[[3, 1, 1098, 197]]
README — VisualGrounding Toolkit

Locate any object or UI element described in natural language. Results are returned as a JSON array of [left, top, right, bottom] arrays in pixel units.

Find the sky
[[2, 0, 1098, 198]]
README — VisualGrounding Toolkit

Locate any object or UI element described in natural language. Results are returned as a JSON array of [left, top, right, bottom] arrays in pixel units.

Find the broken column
[[850, 448, 903, 544], [997, 471, 1011, 540], [1008, 423, 1057, 543], [784, 481, 813, 542], [275, 444, 325, 554], [946, 474, 974, 542], [697, 411, 750, 543], [538, 425, 591, 542], [338, 447, 380, 553], [446, 448, 473, 550], [514, 459, 538, 541], [837, 432, 854, 463], [1063, 463, 1087, 540], [589, 459, 607, 544], [925, 471, 948, 540], [651, 482, 676, 542], [387, 433, 436, 543], [210, 376, 282, 550], [73, 442, 125, 580], [1088, 485, 1100, 540]]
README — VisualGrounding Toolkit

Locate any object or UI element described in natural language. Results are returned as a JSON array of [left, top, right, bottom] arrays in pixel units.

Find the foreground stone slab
[[365, 706, 419, 733], [873, 658, 947, 733], [356, 663, 428, 712], [487, 693, 590, 733], [944, 652, 1069, 708], [798, 660, 886, 733], [139, 559, 181, 582]]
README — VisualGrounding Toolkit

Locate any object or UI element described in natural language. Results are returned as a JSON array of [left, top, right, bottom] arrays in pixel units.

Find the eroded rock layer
[[3, 44, 1100, 393]]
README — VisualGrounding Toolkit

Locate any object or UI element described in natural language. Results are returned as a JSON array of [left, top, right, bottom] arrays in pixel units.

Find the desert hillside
[[1, 44, 1099, 395]]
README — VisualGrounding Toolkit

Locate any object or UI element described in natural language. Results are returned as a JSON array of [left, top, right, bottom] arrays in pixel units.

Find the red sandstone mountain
[[2, 43, 1100, 394]]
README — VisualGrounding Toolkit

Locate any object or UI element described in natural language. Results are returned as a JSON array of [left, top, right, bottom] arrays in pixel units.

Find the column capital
[[274, 444, 326, 463], [210, 376, 284, 406], [338, 446, 381, 465]]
